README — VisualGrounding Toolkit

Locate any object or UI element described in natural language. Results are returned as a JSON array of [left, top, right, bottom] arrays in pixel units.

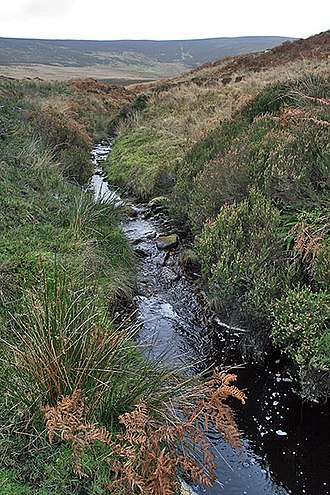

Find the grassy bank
[[0, 77, 246, 494], [0, 77, 134, 493], [105, 33, 330, 401], [106, 55, 328, 199]]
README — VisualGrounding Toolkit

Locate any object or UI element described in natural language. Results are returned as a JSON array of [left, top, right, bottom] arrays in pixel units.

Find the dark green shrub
[[272, 286, 330, 364], [242, 83, 287, 121], [272, 286, 330, 399], [196, 189, 287, 321]]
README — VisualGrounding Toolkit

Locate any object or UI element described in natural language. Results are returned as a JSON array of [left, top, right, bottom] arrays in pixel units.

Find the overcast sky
[[1, 0, 329, 41]]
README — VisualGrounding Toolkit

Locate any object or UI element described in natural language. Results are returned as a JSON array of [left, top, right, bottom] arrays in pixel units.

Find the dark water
[[90, 143, 330, 495]]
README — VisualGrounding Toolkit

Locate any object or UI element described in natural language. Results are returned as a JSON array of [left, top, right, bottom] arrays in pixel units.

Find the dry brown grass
[[0, 61, 184, 82], [127, 58, 329, 150]]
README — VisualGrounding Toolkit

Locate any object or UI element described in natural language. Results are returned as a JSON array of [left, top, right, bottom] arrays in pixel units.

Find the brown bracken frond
[[279, 105, 330, 128], [291, 221, 326, 267], [42, 389, 114, 477], [42, 371, 246, 493]]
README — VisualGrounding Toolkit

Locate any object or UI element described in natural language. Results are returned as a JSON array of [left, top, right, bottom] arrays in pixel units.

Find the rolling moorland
[[0, 35, 294, 81], [0, 29, 329, 494], [106, 30, 330, 401]]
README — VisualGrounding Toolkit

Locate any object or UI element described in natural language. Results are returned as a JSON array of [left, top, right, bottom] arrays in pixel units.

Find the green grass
[[0, 441, 111, 495], [107, 129, 184, 198]]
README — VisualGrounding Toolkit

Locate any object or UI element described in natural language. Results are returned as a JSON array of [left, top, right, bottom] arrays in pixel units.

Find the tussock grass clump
[[3, 269, 128, 414], [1, 267, 246, 494]]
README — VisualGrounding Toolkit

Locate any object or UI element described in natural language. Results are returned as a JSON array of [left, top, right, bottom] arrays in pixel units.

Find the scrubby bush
[[272, 286, 330, 365], [196, 189, 287, 322], [272, 286, 330, 400]]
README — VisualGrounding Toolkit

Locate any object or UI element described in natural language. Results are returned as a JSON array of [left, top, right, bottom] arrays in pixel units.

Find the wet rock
[[156, 234, 179, 250], [161, 251, 176, 267], [179, 248, 201, 273], [122, 205, 138, 217], [142, 210, 153, 220], [134, 247, 150, 258], [146, 231, 157, 240], [131, 238, 144, 245]]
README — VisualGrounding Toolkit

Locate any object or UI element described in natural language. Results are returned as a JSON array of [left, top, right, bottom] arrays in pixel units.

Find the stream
[[90, 142, 330, 495]]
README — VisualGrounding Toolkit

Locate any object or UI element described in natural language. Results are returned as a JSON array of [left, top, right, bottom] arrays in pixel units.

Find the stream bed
[[90, 142, 330, 495]]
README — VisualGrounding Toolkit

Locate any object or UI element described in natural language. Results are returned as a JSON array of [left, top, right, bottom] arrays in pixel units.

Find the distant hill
[[0, 36, 295, 81]]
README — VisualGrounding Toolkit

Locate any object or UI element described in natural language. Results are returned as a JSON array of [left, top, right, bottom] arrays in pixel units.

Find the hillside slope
[[0, 35, 294, 81], [106, 30, 330, 401]]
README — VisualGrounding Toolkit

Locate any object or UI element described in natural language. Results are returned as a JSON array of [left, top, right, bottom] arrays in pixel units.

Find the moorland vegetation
[[106, 31, 330, 401], [0, 77, 245, 494]]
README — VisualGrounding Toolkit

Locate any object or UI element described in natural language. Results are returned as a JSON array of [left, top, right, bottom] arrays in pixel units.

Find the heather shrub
[[185, 125, 268, 228], [174, 75, 329, 219], [172, 116, 249, 224], [196, 189, 286, 321], [272, 286, 330, 399], [242, 82, 286, 121], [272, 286, 329, 364], [287, 208, 330, 290], [253, 119, 330, 207]]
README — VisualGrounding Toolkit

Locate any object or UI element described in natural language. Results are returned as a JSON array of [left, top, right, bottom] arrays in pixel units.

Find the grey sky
[[18, 0, 73, 18], [0, 0, 329, 40]]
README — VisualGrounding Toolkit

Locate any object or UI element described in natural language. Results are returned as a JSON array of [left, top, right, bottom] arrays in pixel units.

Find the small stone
[[122, 205, 138, 217], [156, 234, 179, 250]]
